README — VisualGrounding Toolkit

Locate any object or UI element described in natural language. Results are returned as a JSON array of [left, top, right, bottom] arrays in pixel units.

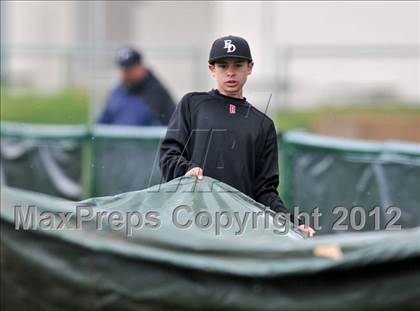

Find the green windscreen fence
[[0, 123, 166, 199], [2, 122, 420, 234], [91, 125, 165, 197], [0, 122, 88, 200], [281, 131, 420, 235]]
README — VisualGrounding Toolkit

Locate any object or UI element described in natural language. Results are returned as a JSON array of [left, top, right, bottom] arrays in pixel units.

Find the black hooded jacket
[[159, 89, 290, 217]]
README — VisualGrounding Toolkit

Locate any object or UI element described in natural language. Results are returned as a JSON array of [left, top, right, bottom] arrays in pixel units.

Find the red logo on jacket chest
[[229, 104, 236, 114]]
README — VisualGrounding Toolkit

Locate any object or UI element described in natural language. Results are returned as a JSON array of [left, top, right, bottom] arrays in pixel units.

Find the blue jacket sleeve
[[98, 91, 116, 124]]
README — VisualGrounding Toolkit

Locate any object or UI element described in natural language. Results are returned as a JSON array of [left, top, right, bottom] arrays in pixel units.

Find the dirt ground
[[314, 115, 420, 143]]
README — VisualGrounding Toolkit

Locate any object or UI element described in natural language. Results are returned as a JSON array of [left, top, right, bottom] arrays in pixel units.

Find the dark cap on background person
[[117, 47, 142, 69], [208, 35, 252, 64]]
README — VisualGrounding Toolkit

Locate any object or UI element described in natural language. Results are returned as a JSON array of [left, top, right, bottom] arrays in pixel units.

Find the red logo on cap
[[229, 104, 236, 114]]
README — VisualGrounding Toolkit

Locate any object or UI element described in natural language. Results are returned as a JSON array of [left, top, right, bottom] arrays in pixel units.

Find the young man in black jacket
[[160, 35, 315, 237]]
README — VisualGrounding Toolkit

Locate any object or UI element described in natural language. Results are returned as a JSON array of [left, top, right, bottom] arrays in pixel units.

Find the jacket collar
[[209, 89, 249, 106]]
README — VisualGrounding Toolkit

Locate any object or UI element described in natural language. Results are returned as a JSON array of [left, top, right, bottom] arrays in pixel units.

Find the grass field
[[1, 88, 89, 124], [1, 88, 419, 131]]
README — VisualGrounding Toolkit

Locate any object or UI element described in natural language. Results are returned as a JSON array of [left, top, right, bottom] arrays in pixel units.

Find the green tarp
[[1, 123, 420, 309], [1, 177, 420, 310]]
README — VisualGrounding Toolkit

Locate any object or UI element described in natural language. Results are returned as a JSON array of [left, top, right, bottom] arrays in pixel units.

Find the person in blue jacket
[[98, 47, 176, 126]]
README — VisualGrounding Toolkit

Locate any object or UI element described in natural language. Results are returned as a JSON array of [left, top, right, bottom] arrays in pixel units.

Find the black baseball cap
[[208, 35, 252, 64], [117, 47, 142, 69]]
